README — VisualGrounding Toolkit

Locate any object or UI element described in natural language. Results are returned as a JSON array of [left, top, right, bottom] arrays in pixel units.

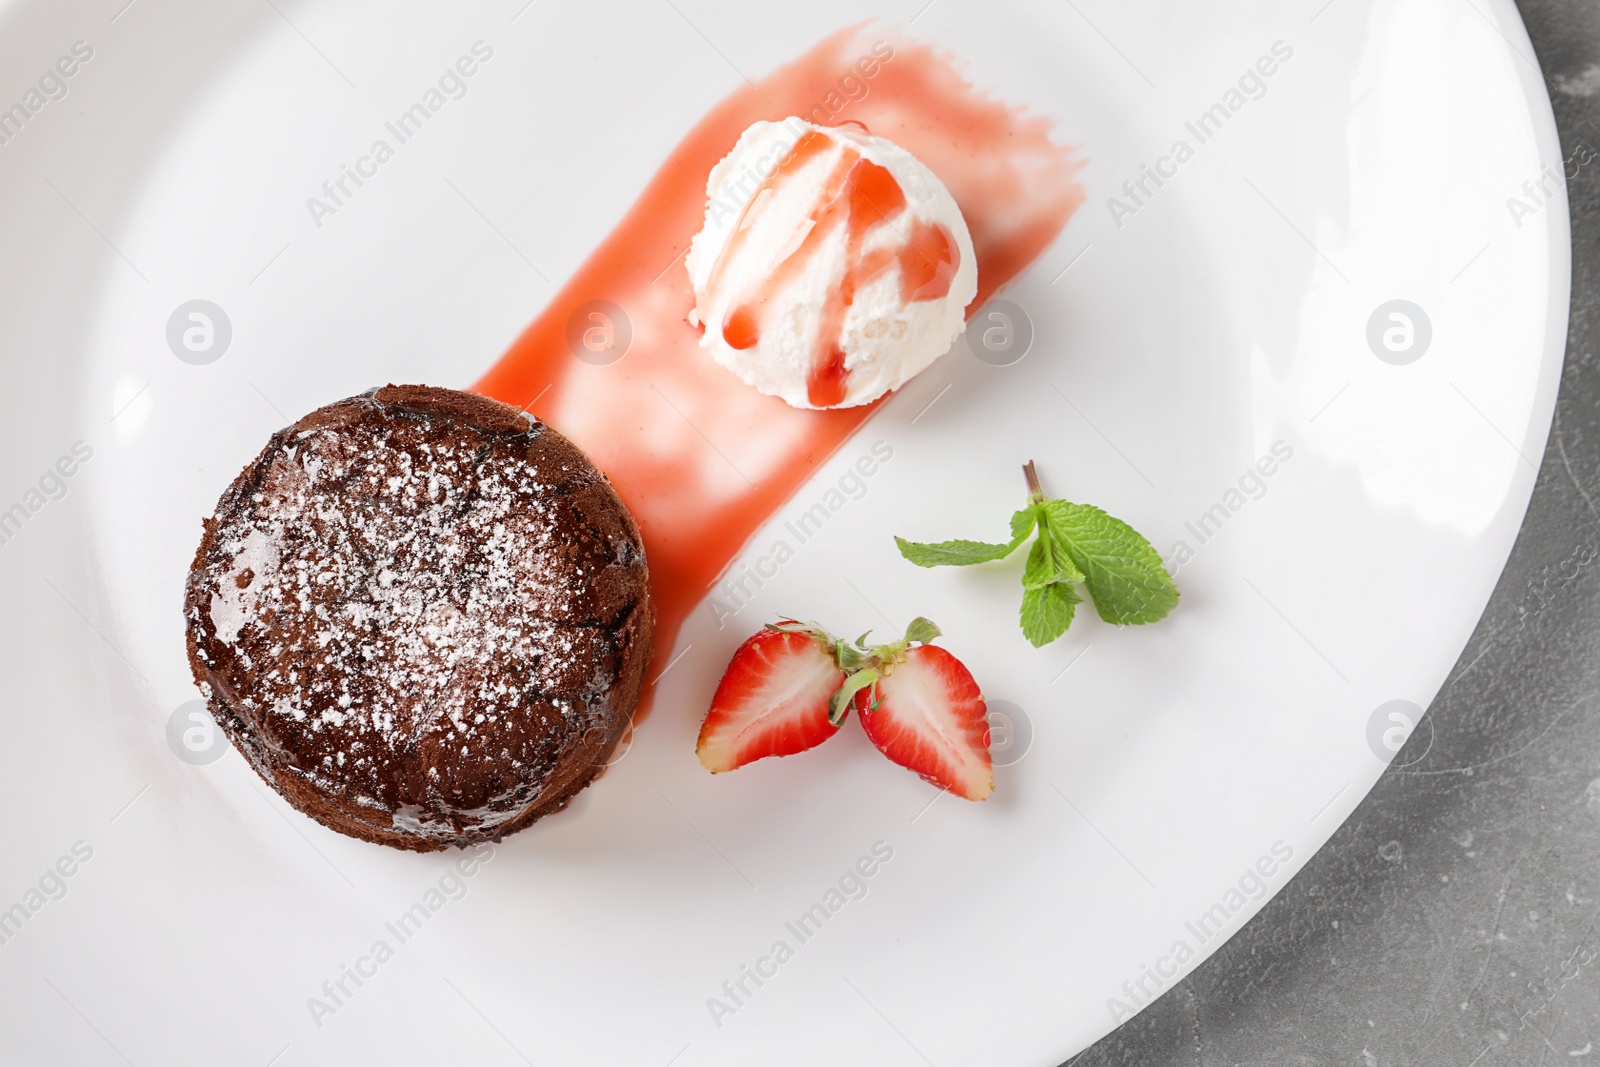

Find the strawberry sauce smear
[[473, 27, 1085, 720]]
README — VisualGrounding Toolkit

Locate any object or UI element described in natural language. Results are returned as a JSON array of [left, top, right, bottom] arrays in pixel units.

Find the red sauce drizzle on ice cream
[[473, 26, 1085, 721], [715, 131, 961, 406]]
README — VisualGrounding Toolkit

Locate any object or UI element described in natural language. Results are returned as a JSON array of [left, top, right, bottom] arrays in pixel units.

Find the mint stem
[[1023, 460, 1045, 505]]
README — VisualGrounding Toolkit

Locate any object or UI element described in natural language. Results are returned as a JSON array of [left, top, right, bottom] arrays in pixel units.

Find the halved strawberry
[[696, 626, 848, 772], [855, 643, 993, 801]]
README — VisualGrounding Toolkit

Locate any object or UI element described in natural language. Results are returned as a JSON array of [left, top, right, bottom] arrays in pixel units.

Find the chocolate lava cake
[[184, 385, 653, 852]]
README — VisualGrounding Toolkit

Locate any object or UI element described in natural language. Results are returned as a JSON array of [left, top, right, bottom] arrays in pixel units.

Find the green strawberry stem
[[823, 617, 942, 723]]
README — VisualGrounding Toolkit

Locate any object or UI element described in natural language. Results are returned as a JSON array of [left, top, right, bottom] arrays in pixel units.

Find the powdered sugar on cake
[[185, 389, 652, 846]]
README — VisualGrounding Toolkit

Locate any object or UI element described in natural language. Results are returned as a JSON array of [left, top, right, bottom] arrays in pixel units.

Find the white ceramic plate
[[0, 1, 1567, 1064]]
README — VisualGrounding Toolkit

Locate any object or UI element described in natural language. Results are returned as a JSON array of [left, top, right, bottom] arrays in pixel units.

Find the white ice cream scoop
[[685, 118, 978, 409]]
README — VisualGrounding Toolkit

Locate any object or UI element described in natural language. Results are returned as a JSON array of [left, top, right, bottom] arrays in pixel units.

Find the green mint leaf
[[1020, 581, 1080, 647], [895, 535, 1023, 568], [1043, 500, 1179, 625], [829, 668, 880, 725], [1023, 521, 1085, 589], [1022, 536, 1061, 590], [895, 507, 1034, 569], [892, 465, 1178, 650], [903, 617, 941, 645], [1047, 534, 1086, 584], [1010, 506, 1040, 543]]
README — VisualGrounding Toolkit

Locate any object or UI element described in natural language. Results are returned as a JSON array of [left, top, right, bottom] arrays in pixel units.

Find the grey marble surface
[[1069, 3, 1600, 1064]]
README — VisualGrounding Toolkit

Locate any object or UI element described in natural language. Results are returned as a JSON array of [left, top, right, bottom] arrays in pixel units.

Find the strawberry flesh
[[696, 629, 848, 772], [855, 645, 993, 800]]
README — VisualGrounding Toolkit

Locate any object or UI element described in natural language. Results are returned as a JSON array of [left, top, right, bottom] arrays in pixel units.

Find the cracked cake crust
[[184, 384, 653, 852]]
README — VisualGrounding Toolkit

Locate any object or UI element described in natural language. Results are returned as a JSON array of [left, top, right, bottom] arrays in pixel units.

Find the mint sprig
[[895, 462, 1178, 647]]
